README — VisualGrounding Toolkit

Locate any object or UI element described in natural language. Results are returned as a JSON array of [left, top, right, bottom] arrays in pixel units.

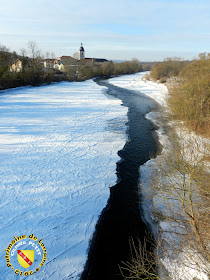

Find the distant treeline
[[0, 43, 150, 90], [0, 66, 61, 90], [0, 44, 61, 90], [150, 53, 210, 137], [77, 59, 144, 80]]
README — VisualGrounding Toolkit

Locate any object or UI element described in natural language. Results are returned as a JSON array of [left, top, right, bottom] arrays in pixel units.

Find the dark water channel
[[80, 79, 160, 280]]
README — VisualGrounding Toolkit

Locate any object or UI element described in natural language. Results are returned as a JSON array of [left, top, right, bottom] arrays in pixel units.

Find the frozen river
[[0, 73, 169, 280], [0, 80, 128, 279]]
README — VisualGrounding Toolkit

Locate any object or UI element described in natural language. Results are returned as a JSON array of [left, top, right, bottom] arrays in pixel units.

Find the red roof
[[57, 56, 74, 60]]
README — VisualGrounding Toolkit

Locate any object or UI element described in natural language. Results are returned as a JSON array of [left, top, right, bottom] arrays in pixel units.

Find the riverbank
[[150, 57, 210, 138], [109, 72, 209, 280], [0, 59, 145, 91]]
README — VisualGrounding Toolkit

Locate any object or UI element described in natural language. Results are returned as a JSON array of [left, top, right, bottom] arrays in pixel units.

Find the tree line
[[77, 59, 143, 80], [149, 53, 210, 137], [0, 42, 146, 90], [0, 42, 61, 90]]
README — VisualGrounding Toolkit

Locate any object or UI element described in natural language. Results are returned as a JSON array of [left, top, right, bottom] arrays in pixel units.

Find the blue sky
[[0, 0, 209, 61]]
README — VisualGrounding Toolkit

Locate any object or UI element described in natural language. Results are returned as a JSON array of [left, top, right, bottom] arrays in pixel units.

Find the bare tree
[[50, 52, 56, 59], [119, 237, 167, 280], [20, 48, 27, 57], [0, 44, 12, 73], [73, 52, 79, 60], [198, 52, 210, 60], [121, 134, 210, 280], [150, 135, 210, 278], [45, 51, 56, 59], [0, 44, 10, 52], [28, 41, 39, 60], [45, 51, 50, 59]]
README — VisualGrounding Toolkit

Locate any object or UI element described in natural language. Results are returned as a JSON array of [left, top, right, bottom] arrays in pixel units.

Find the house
[[78, 43, 108, 65], [54, 56, 77, 73], [84, 58, 108, 66], [44, 59, 56, 69], [10, 59, 23, 72], [10, 57, 44, 73]]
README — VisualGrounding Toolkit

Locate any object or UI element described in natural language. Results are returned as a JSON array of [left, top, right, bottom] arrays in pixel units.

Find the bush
[[150, 58, 185, 81], [150, 54, 210, 137], [168, 58, 210, 136]]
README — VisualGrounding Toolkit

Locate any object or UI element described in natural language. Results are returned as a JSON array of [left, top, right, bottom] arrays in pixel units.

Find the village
[[10, 43, 108, 75], [0, 42, 143, 89]]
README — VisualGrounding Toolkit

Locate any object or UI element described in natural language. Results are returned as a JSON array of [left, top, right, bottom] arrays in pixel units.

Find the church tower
[[79, 43, 85, 60]]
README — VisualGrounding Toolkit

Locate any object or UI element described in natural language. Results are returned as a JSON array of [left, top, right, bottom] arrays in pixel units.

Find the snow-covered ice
[[109, 72, 169, 150], [109, 72, 168, 107], [0, 80, 128, 279]]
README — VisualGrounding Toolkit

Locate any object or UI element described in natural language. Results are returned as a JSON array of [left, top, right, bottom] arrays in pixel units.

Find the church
[[78, 43, 108, 65]]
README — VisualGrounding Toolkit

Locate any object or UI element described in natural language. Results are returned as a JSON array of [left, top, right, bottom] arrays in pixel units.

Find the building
[[78, 43, 108, 65], [43, 44, 108, 75], [10, 58, 43, 72], [79, 43, 85, 60], [84, 58, 108, 66], [44, 59, 56, 69], [10, 59, 23, 72], [54, 56, 77, 73]]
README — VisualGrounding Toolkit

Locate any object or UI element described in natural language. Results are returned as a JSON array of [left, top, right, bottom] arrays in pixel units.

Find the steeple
[[79, 42, 85, 60]]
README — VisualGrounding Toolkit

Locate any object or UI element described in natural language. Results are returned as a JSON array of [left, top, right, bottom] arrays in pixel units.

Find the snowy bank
[[109, 72, 168, 107], [109, 72, 209, 280], [0, 80, 127, 279], [109, 72, 170, 152], [109, 72, 170, 233]]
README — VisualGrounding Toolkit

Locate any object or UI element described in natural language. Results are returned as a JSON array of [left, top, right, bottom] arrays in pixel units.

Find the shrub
[[168, 58, 210, 136], [150, 58, 185, 81]]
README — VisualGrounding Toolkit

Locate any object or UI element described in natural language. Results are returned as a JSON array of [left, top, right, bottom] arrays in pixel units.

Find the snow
[[173, 122, 210, 168], [109, 72, 168, 107], [0, 80, 128, 279], [109, 72, 170, 151], [109, 72, 170, 236]]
